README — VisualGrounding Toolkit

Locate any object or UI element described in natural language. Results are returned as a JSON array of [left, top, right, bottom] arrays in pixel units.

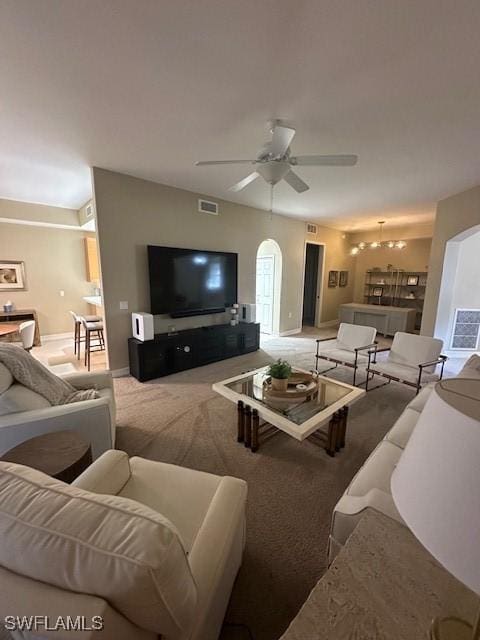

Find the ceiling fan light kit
[[350, 221, 407, 256], [195, 120, 358, 195]]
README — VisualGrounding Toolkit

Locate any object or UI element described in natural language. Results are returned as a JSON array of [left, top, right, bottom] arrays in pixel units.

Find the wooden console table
[[0, 309, 40, 346], [280, 510, 478, 639]]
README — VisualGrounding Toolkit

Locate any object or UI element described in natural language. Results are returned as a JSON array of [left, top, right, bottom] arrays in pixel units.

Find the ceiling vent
[[306, 223, 318, 235], [198, 199, 219, 215], [85, 203, 94, 218]]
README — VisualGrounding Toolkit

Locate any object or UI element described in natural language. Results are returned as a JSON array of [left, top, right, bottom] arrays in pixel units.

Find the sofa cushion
[[407, 383, 435, 412], [347, 441, 402, 497], [385, 407, 419, 449], [457, 354, 480, 380], [0, 461, 197, 636], [119, 456, 224, 552], [0, 383, 51, 416], [0, 363, 13, 394]]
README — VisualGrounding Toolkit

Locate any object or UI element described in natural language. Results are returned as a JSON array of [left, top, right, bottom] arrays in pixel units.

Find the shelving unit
[[364, 269, 427, 331]]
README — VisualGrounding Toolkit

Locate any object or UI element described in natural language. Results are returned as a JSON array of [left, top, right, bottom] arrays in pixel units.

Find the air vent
[[198, 199, 219, 215], [306, 223, 318, 235], [85, 203, 94, 218], [451, 308, 480, 350]]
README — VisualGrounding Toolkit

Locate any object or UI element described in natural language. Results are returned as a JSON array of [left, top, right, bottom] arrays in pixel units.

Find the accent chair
[[315, 322, 378, 386]]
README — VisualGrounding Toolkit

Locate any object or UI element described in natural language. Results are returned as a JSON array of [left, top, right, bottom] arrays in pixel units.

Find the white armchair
[[0, 370, 115, 459], [315, 323, 377, 386], [0, 450, 247, 639], [366, 332, 446, 395]]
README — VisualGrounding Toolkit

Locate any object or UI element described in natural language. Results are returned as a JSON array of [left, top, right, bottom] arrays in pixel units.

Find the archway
[[256, 239, 282, 335], [435, 224, 480, 354]]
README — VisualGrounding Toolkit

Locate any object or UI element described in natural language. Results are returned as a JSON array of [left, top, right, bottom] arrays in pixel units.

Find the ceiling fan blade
[[283, 170, 309, 193], [269, 125, 296, 158], [195, 160, 254, 166], [229, 171, 260, 192], [291, 154, 358, 166]]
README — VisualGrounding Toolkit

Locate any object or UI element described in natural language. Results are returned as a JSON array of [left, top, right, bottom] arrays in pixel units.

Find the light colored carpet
[[113, 331, 461, 640]]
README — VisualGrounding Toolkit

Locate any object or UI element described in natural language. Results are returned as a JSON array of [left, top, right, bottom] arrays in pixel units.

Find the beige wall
[[0, 222, 94, 335], [305, 229, 356, 323], [349, 221, 434, 244], [350, 238, 432, 303], [422, 185, 480, 336], [92, 168, 355, 371], [0, 198, 80, 227]]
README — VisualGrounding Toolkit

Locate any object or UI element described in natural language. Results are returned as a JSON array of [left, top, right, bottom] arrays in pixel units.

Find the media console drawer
[[128, 323, 260, 381]]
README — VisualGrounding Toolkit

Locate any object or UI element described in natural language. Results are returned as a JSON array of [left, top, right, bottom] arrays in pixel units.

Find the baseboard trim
[[279, 328, 302, 337], [316, 320, 339, 329], [111, 367, 130, 378], [40, 332, 74, 342]]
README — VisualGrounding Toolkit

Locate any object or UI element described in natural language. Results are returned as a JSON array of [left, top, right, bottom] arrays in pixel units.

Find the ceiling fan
[[195, 120, 358, 194]]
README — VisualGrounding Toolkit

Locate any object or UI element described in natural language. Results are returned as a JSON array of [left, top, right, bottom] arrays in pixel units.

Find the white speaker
[[132, 312, 154, 341], [239, 303, 256, 323]]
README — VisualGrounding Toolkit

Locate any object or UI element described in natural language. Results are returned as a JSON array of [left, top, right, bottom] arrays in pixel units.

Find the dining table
[[0, 323, 19, 337]]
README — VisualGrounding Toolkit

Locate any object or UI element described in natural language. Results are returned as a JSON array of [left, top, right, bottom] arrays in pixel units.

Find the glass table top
[[225, 367, 352, 425]]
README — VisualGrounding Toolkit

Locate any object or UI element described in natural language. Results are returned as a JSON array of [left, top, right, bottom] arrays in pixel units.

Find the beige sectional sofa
[[328, 354, 480, 564]]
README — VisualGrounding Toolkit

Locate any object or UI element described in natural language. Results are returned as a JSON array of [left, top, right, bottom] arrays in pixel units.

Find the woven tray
[[263, 372, 318, 399]]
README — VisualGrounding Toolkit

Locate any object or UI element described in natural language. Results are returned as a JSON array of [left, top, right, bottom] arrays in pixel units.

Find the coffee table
[[213, 366, 365, 455]]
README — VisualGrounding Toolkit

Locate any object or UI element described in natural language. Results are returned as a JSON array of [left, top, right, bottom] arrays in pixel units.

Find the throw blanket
[[0, 343, 98, 405]]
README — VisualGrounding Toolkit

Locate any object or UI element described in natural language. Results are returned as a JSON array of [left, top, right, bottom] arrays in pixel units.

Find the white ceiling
[[1, 1, 480, 231]]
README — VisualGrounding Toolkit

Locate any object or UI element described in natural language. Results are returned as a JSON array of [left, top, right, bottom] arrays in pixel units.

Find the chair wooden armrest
[[418, 355, 448, 368], [354, 342, 378, 353], [370, 346, 390, 354]]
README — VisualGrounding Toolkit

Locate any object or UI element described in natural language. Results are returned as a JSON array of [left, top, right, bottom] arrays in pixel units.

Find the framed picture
[[372, 286, 383, 297], [328, 270, 338, 287], [339, 270, 348, 287], [407, 275, 419, 286], [0, 261, 26, 291]]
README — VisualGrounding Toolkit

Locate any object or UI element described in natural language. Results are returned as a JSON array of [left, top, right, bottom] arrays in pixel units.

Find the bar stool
[[69, 311, 101, 358], [81, 317, 105, 371]]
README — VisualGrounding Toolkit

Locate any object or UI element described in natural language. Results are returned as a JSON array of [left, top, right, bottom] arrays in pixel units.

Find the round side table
[[1, 431, 92, 483]]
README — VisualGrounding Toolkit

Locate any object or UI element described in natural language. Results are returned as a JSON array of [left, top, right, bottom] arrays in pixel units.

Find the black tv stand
[[128, 322, 260, 382]]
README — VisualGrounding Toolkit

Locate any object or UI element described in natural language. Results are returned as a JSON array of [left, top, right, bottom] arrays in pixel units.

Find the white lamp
[[391, 378, 480, 640]]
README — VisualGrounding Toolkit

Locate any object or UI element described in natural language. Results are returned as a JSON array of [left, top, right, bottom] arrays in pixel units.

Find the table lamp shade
[[391, 378, 480, 596]]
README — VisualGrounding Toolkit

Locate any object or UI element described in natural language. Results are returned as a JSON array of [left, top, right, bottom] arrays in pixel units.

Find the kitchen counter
[[339, 302, 416, 336]]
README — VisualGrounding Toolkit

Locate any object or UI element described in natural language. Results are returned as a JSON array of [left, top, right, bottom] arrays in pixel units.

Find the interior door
[[302, 243, 320, 326], [256, 255, 275, 334]]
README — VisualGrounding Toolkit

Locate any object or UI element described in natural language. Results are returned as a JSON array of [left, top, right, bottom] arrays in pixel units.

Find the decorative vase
[[271, 377, 288, 392]]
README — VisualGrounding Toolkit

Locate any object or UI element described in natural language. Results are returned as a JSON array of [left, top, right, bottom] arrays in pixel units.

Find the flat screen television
[[148, 245, 238, 317]]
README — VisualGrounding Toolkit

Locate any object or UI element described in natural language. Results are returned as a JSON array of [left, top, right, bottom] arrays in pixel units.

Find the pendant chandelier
[[350, 221, 406, 255]]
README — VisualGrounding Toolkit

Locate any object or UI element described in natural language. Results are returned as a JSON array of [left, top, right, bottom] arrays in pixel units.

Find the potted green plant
[[267, 359, 292, 392]]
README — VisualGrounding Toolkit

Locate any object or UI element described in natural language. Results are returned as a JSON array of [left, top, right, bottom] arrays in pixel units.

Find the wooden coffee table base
[[237, 401, 349, 456]]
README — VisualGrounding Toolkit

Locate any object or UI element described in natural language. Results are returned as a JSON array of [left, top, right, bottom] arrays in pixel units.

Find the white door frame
[[256, 254, 275, 334], [300, 241, 326, 327]]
